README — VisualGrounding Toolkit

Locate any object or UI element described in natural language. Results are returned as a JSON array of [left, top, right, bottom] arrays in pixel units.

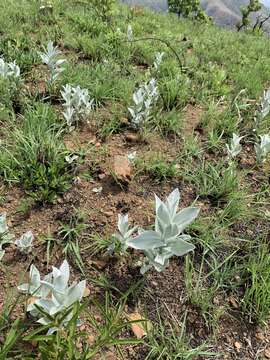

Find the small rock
[[98, 173, 106, 180], [120, 117, 129, 124], [92, 259, 108, 270], [255, 331, 265, 341], [95, 142, 101, 148], [103, 211, 114, 217], [213, 296, 220, 305], [229, 296, 239, 309], [92, 187, 103, 193], [83, 287, 90, 298], [127, 312, 152, 339], [103, 351, 116, 360], [74, 176, 82, 185], [265, 348, 270, 359], [234, 341, 242, 352], [125, 133, 140, 143], [112, 155, 132, 183], [87, 335, 95, 345], [264, 348, 270, 359]]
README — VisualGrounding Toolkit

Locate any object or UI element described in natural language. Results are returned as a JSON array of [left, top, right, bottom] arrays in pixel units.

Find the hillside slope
[[0, 1, 269, 359], [201, 0, 268, 26], [122, 0, 269, 28], [201, 0, 242, 26]]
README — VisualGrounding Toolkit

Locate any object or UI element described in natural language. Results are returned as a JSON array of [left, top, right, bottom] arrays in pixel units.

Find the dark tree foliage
[[90, 0, 115, 21], [168, 0, 209, 21], [237, 0, 262, 31]]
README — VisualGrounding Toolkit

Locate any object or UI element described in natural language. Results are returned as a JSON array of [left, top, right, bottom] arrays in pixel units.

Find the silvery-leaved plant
[[39, 1, 53, 14], [127, 24, 133, 41], [14, 231, 34, 254], [0, 213, 13, 261], [18, 260, 86, 334], [0, 58, 20, 79], [128, 78, 158, 128], [111, 214, 138, 252], [65, 154, 79, 164], [61, 84, 93, 127], [18, 264, 52, 298], [127, 189, 200, 274], [39, 41, 66, 85], [254, 134, 270, 162], [226, 133, 244, 158], [258, 88, 270, 121], [127, 151, 137, 164], [154, 52, 164, 70]]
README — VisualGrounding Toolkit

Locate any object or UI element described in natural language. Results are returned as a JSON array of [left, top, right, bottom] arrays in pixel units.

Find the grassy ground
[[0, 1, 269, 359]]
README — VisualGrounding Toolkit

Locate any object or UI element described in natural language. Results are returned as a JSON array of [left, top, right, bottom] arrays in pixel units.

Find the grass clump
[[189, 161, 240, 206], [135, 153, 178, 181], [0, 104, 72, 203], [0, 0, 269, 359], [241, 243, 270, 325]]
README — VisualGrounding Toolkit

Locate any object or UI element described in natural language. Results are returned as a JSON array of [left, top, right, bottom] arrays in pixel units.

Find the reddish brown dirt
[[0, 110, 269, 359]]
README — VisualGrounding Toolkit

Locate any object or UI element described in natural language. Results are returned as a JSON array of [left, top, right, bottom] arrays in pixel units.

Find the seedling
[[111, 214, 138, 252], [0, 213, 13, 260], [153, 52, 165, 71], [127, 189, 200, 273], [18, 260, 86, 334], [258, 88, 270, 121], [226, 133, 244, 159], [128, 78, 158, 129], [39, 41, 66, 85], [14, 231, 34, 254], [61, 84, 93, 127], [255, 134, 270, 162], [0, 58, 20, 79], [127, 24, 133, 41]]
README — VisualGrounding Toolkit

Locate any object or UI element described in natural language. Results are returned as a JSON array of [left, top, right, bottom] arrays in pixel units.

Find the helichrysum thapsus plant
[[226, 133, 244, 159], [153, 52, 165, 71], [258, 88, 270, 121], [255, 134, 270, 162], [61, 84, 94, 128], [111, 214, 138, 252], [128, 78, 159, 128], [127, 24, 133, 41], [0, 58, 20, 79], [0, 213, 13, 260], [18, 260, 86, 334], [39, 41, 66, 85], [127, 151, 137, 164], [65, 154, 79, 164], [127, 189, 200, 274], [14, 231, 34, 254]]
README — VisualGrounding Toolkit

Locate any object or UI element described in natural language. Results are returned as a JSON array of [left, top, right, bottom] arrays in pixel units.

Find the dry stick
[[69, 2, 185, 69], [258, 14, 270, 31], [122, 37, 184, 71]]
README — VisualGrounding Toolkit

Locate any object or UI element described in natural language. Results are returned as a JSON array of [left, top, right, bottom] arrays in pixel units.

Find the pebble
[[255, 331, 265, 341], [125, 133, 140, 142], [265, 348, 270, 359], [228, 296, 239, 309], [103, 211, 114, 217], [234, 341, 242, 352]]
